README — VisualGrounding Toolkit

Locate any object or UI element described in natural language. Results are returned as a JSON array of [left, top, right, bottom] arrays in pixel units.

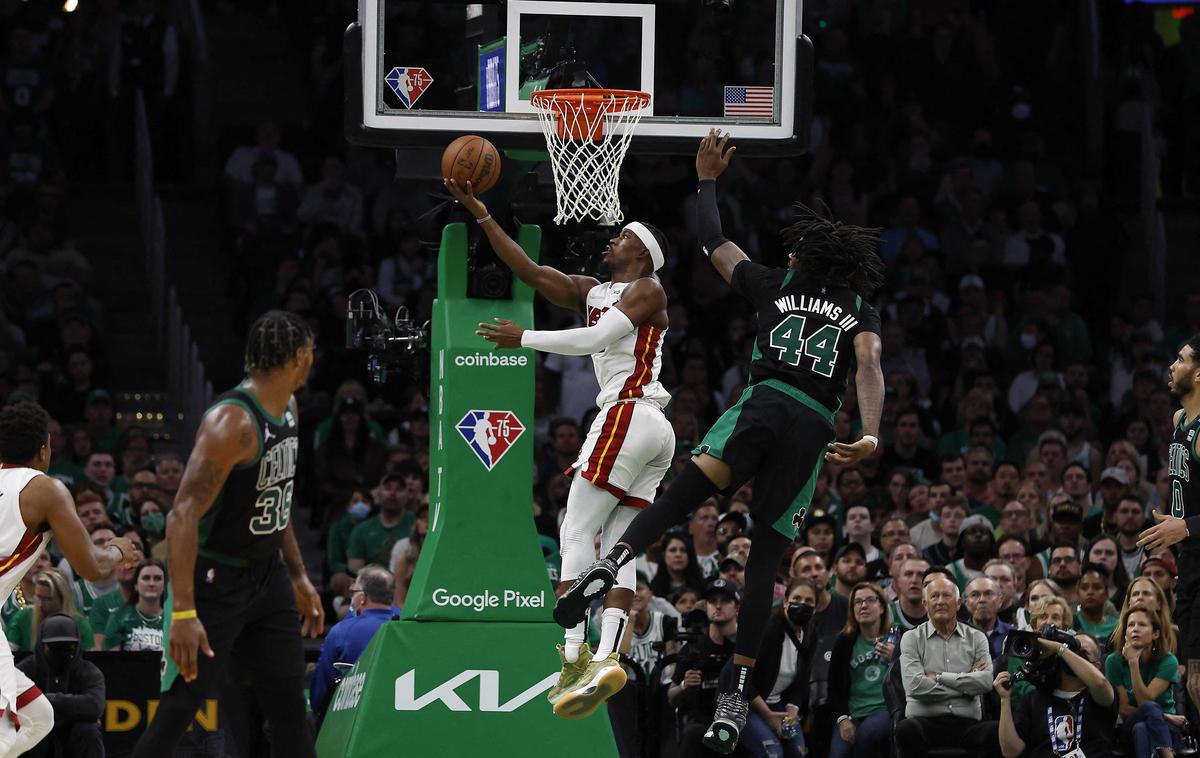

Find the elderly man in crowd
[[896, 574, 999, 756]]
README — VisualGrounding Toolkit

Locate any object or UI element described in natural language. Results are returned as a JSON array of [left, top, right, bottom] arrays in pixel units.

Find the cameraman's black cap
[[704, 577, 741, 604]]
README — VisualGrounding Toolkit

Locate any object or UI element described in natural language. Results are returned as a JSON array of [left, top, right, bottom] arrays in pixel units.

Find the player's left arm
[[476, 280, 663, 354], [282, 397, 324, 638], [826, 331, 883, 465]]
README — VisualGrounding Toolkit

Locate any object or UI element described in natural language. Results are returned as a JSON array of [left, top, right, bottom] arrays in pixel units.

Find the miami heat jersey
[[0, 468, 49, 605], [584, 281, 670, 409], [0, 466, 50, 711]]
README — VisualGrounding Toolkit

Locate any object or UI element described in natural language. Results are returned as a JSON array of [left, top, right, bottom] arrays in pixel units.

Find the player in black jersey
[[134, 311, 324, 758], [1139, 333, 1200, 716], [555, 130, 886, 754]]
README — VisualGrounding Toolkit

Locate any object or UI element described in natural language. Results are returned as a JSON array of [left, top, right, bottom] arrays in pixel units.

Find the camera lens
[[1012, 637, 1034, 658]]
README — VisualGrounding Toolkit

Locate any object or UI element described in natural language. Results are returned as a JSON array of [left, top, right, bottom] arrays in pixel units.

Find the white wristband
[[475, 214, 492, 224], [861, 435, 878, 451], [837, 715, 851, 724]]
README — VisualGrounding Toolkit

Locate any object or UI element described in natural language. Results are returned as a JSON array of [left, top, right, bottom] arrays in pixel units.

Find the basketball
[[441, 135, 502, 194]]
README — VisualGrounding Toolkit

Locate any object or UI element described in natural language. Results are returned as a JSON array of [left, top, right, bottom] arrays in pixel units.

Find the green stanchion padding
[[316, 621, 618, 757], [403, 222, 551, 622], [317, 223, 618, 757]]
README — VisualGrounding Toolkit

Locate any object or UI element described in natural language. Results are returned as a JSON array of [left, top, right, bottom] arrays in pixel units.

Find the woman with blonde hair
[[1016, 578, 1064, 629], [1105, 604, 1184, 758], [1028, 595, 1074, 631], [6, 568, 94, 651]]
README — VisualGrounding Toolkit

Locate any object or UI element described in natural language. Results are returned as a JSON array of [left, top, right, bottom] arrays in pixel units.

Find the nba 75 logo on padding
[[456, 411, 524, 471], [385, 67, 433, 109]]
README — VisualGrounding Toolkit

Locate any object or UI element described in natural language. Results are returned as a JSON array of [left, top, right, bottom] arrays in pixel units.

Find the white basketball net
[[530, 90, 650, 226]]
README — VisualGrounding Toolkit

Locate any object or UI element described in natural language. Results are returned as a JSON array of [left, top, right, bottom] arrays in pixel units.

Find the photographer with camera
[[994, 630, 1115, 758], [668, 578, 739, 757]]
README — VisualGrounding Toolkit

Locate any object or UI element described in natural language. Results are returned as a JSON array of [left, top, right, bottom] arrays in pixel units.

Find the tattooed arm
[[166, 404, 258, 682]]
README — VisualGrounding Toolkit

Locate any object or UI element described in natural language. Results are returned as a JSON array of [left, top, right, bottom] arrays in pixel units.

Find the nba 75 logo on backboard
[[385, 67, 433, 109], [456, 411, 525, 471]]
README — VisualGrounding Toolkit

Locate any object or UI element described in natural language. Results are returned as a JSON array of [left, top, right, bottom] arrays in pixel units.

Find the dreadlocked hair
[[244, 310, 313, 374], [781, 204, 886, 295]]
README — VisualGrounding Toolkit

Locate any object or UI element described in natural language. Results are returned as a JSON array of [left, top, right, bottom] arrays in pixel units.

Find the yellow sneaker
[[546, 644, 593, 705], [552, 652, 627, 720]]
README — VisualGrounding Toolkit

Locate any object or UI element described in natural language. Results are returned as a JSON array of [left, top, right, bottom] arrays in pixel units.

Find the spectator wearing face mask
[[17, 613, 105, 758], [326, 489, 374, 611], [742, 578, 815, 758], [310, 565, 397, 719]]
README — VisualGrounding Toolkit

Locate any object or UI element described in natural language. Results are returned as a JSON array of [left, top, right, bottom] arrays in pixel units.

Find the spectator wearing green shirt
[[72, 523, 123, 618], [105, 559, 166, 651], [8, 568, 94, 652], [311, 380, 385, 452], [1074, 564, 1118, 654], [346, 474, 416, 574], [326, 488, 374, 608], [88, 553, 141, 649], [313, 396, 388, 529], [46, 418, 85, 487], [1, 551, 52, 629], [828, 582, 897, 758], [114, 465, 162, 529], [1105, 604, 1186, 758]]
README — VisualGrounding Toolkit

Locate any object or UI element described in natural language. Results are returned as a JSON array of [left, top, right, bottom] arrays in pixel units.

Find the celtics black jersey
[[197, 387, 299, 564], [731, 260, 881, 414], [1170, 411, 1200, 547]]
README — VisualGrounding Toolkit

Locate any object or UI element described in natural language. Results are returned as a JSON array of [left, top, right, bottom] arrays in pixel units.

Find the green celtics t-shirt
[[347, 513, 415, 566], [6, 607, 94, 652], [89, 589, 129, 641], [104, 605, 164, 651], [1105, 651, 1178, 714], [1074, 612, 1118, 643], [847, 635, 888, 718]]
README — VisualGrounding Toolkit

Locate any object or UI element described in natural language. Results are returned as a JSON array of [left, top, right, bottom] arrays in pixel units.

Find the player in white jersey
[[0, 402, 138, 756], [447, 177, 675, 720]]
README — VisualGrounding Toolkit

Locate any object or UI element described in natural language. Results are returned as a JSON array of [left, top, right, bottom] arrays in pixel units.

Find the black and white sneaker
[[553, 558, 618, 628], [702, 691, 749, 754]]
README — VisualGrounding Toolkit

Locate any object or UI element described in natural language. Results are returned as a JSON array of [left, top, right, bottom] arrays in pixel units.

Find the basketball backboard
[[346, 0, 811, 155]]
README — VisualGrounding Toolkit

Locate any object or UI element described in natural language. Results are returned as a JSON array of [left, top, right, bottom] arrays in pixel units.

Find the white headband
[[624, 222, 665, 272]]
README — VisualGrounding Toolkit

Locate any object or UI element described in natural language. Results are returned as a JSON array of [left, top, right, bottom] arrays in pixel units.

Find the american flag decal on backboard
[[723, 86, 774, 118]]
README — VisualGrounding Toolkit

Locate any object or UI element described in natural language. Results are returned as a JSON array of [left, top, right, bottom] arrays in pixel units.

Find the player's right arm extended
[[27, 476, 136, 581], [167, 405, 256, 614], [444, 178, 595, 311]]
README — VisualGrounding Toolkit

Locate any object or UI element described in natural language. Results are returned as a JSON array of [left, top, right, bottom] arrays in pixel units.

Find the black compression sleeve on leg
[[697, 180, 729, 255], [606, 461, 721, 564], [733, 524, 792, 662]]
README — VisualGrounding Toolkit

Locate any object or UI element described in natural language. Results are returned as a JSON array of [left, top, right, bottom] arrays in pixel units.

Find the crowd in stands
[[5, 0, 1200, 756]]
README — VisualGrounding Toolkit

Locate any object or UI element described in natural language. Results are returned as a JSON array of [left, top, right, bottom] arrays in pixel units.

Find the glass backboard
[[346, 0, 811, 155]]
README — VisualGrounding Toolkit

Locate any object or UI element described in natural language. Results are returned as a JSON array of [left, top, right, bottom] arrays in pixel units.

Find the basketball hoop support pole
[[316, 223, 618, 757]]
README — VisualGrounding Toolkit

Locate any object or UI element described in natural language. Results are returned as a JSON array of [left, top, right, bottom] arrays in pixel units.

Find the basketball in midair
[[441, 135, 502, 194]]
